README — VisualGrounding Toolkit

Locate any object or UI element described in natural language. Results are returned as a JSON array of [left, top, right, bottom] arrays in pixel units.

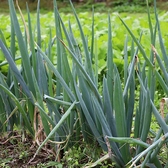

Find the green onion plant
[[0, 0, 168, 167]]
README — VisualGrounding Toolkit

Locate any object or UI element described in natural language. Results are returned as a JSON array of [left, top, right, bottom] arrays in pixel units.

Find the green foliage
[[0, 12, 168, 77], [0, 0, 168, 167], [37, 162, 63, 168]]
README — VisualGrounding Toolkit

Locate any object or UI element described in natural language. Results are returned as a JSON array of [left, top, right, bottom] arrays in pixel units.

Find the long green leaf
[[107, 136, 149, 148], [123, 55, 136, 99], [0, 40, 33, 102], [69, 0, 94, 81], [8, 0, 35, 95], [31, 69, 50, 136], [155, 70, 168, 96], [119, 15, 153, 68], [36, 0, 41, 47], [36, 49, 48, 95], [26, 4, 37, 76], [124, 36, 128, 86], [114, 65, 127, 137], [36, 45, 75, 102], [0, 84, 33, 135], [107, 14, 113, 105], [78, 74, 96, 124], [54, 0, 63, 97], [113, 65, 130, 163], [154, 49, 168, 85], [90, 6, 94, 60], [58, 39, 102, 105], [128, 132, 168, 167], [126, 74, 135, 137], [44, 95, 72, 106], [147, 0, 154, 44], [92, 95, 125, 166], [34, 101, 77, 158], [103, 77, 117, 136], [74, 81, 106, 150], [155, 7, 168, 70], [137, 72, 168, 133], [151, 100, 168, 134], [138, 88, 152, 153]]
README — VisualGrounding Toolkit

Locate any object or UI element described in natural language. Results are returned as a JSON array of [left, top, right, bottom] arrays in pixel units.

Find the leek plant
[[0, 0, 168, 167]]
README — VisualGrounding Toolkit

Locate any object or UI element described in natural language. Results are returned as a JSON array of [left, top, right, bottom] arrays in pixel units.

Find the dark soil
[[0, 131, 57, 168]]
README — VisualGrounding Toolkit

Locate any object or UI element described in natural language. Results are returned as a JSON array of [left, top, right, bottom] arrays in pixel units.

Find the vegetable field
[[1, 0, 168, 167], [1, 11, 168, 74]]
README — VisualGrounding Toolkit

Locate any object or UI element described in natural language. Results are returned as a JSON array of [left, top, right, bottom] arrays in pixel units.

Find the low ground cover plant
[[0, 0, 168, 167], [1, 10, 168, 76]]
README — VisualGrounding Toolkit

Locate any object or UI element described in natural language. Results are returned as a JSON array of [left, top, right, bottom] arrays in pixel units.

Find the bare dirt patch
[[0, 131, 56, 168]]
